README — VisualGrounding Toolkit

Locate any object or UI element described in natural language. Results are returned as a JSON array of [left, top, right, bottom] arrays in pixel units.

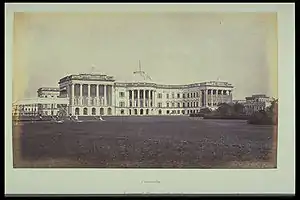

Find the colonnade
[[71, 83, 113, 107], [128, 89, 156, 108]]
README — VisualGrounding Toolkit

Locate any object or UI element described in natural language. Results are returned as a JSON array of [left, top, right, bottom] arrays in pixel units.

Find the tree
[[217, 103, 233, 116], [200, 107, 212, 114], [233, 102, 245, 115]]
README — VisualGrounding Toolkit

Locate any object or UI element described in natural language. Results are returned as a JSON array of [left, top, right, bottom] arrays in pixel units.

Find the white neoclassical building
[[58, 67, 234, 116]]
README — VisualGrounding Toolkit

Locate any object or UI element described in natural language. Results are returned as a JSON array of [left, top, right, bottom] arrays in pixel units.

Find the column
[[153, 90, 156, 108], [79, 84, 82, 106], [133, 90, 136, 107], [215, 89, 218, 106], [96, 85, 99, 106], [211, 89, 213, 107], [205, 89, 208, 107], [229, 90, 232, 103], [104, 85, 107, 106], [71, 84, 74, 104], [137, 89, 140, 107], [148, 90, 150, 107], [143, 90, 146, 107], [88, 84, 90, 106], [131, 90, 134, 107]]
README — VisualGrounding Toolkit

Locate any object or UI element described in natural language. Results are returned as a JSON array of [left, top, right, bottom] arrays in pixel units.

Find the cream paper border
[[5, 3, 295, 194]]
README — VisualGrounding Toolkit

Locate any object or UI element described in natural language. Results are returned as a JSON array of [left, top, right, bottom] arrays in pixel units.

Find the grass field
[[12, 116, 277, 168]]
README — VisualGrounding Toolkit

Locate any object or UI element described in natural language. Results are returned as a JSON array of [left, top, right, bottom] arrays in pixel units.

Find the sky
[[12, 12, 278, 101]]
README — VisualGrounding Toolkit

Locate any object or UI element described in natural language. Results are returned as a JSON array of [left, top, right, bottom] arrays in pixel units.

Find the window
[[166, 94, 169, 99], [187, 102, 190, 107], [167, 103, 169, 107], [119, 101, 125, 107], [172, 103, 175, 107], [119, 92, 125, 98], [158, 103, 162, 108], [158, 109, 162, 115], [92, 108, 96, 115], [83, 108, 88, 115], [107, 108, 112, 115], [172, 93, 175, 98], [134, 109, 138, 115], [183, 94, 186, 98], [75, 108, 80, 115], [187, 93, 190, 98], [177, 93, 180, 98], [146, 109, 149, 115], [183, 103, 185, 108], [177, 110, 180, 114], [196, 102, 199, 107], [158, 93, 162, 98], [100, 108, 104, 115], [182, 110, 185, 114], [166, 110, 170, 114], [121, 109, 125, 114], [177, 103, 180, 107]]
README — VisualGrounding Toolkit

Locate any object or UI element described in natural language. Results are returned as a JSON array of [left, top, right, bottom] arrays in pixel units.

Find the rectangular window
[[119, 92, 125, 98], [177, 93, 180, 98], [158, 93, 162, 98], [158, 103, 162, 108], [167, 103, 169, 107], [166, 94, 169, 99]]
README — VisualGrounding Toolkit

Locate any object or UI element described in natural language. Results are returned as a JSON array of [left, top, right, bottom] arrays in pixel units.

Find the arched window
[[83, 108, 88, 115], [92, 108, 96, 115], [158, 109, 162, 115], [129, 109, 132, 115], [134, 109, 138, 115], [100, 108, 104, 115], [146, 109, 149, 115], [182, 110, 185, 114], [107, 108, 112, 115], [166, 110, 170, 114], [75, 107, 80, 115], [140, 109, 144, 115], [121, 109, 124, 114]]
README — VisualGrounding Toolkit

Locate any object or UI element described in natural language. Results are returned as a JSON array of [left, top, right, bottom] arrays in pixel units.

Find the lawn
[[12, 116, 277, 168]]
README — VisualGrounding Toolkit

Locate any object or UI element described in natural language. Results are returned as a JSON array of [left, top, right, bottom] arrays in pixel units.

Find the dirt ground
[[12, 116, 277, 168]]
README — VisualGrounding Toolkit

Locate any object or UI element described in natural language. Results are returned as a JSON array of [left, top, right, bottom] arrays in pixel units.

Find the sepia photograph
[[11, 11, 279, 169]]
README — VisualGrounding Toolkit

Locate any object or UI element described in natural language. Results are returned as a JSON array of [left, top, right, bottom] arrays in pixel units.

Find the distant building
[[12, 87, 68, 117], [243, 94, 272, 115]]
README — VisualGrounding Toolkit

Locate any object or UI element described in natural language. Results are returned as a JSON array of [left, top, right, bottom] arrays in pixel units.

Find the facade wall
[[59, 74, 234, 116]]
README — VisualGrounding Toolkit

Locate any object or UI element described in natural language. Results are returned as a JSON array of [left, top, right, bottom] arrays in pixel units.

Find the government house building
[[57, 68, 234, 116]]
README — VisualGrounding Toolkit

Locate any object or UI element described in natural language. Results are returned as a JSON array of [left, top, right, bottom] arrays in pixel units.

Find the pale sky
[[13, 12, 278, 101]]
